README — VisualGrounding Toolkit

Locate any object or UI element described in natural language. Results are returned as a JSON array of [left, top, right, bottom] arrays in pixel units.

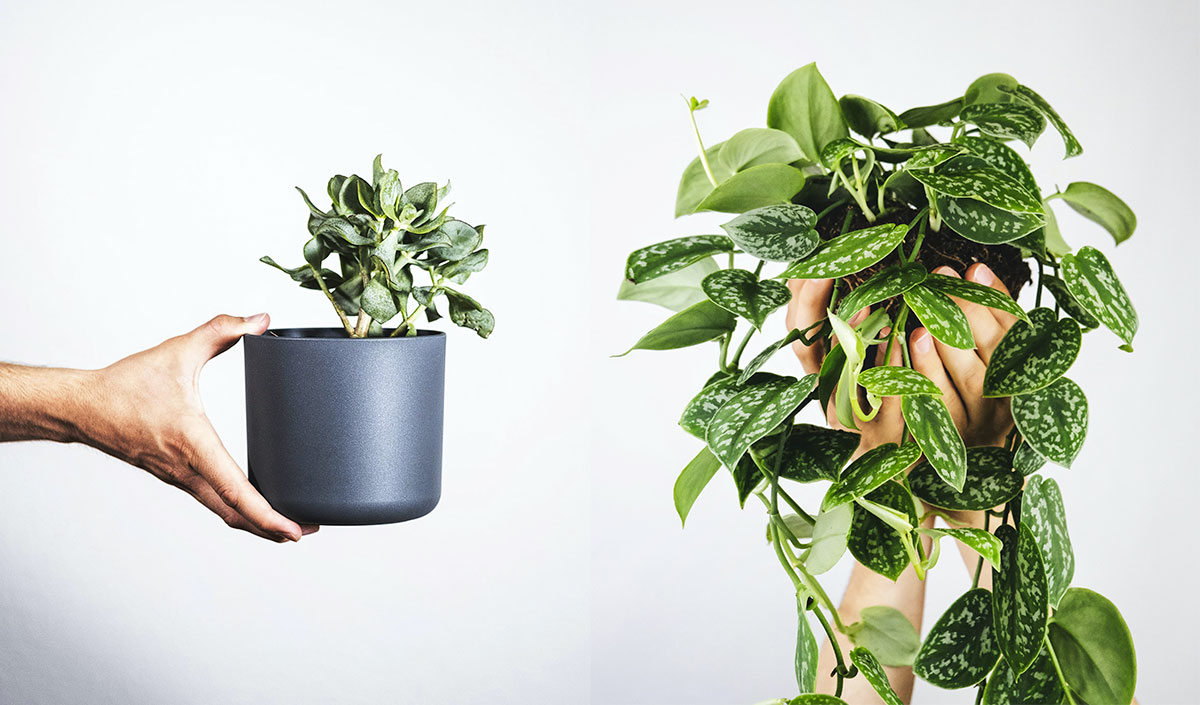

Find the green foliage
[[843, 606, 921, 667], [262, 155, 493, 338], [1049, 588, 1137, 704], [992, 524, 1049, 674], [913, 588, 1000, 688]]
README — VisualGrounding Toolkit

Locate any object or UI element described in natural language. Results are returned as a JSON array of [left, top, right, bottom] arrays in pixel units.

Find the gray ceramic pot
[[243, 328, 446, 525]]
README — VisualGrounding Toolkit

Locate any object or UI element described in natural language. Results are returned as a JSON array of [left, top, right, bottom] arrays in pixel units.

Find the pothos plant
[[263, 154, 494, 338], [618, 65, 1138, 704]]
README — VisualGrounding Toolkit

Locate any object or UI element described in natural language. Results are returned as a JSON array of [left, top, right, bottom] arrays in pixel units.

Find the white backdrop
[[0, 1, 1195, 704]]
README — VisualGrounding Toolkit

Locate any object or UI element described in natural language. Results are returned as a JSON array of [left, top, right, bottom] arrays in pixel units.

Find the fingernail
[[933, 265, 959, 277], [301, 525, 320, 536], [970, 264, 995, 286], [912, 329, 932, 354]]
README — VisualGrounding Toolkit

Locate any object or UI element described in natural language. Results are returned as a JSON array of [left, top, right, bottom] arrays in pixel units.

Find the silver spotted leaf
[[702, 269, 793, 329], [822, 443, 922, 510], [1011, 377, 1088, 467], [843, 605, 921, 667], [795, 598, 819, 693], [938, 195, 1044, 245], [858, 366, 941, 396], [919, 527, 1003, 569], [983, 307, 1081, 397], [921, 273, 1030, 325], [617, 299, 736, 356], [1013, 441, 1047, 475], [1041, 274, 1100, 331], [992, 524, 1048, 675], [673, 447, 722, 527], [904, 144, 964, 170], [706, 375, 818, 469], [835, 262, 928, 318], [908, 162, 1042, 213], [1061, 246, 1137, 350], [960, 102, 1046, 148], [1011, 84, 1082, 159], [679, 372, 783, 439], [913, 588, 1000, 688], [754, 423, 860, 483], [719, 204, 819, 262], [738, 329, 803, 385], [819, 137, 861, 167], [902, 394, 967, 491], [618, 257, 719, 312], [779, 223, 909, 279], [625, 235, 735, 283], [904, 284, 975, 350], [909, 447, 1022, 511], [1047, 588, 1137, 705], [849, 648, 903, 705], [981, 650, 1064, 705], [787, 695, 848, 705], [959, 137, 1039, 195], [1023, 476, 1074, 607], [848, 482, 917, 581]]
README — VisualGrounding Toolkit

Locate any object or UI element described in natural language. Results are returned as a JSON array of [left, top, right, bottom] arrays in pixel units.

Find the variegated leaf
[[844, 606, 921, 667], [719, 204, 820, 261], [983, 308, 1081, 397], [849, 648, 903, 705], [754, 423, 860, 483], [909, 163, 1042, 213], [848, 482, 917, 581], [779, 223, 909, 279], [1041, 274, 1099, 331], [1013, 441, 1047, 475], [960, 102, 1046, 148], [919, 528, 1003, 569], [1057, 182, 1136, 245], [913, 588, 1000, 688], [938, 195, 1044, 245], [1011, 84, 1082, 158], [617, 300, 735, 356], [922, 273, 1030, 325], [624, 235, 735, 283], [673, 447, 722, 526], [902, 394, 967, 491], [804, 502, 853, 575], [1011, 377, 1088, 467], [904, 284, 975, 349], [992, 524, 1048, 675], [960, 137, 1040, 195], [706, 375, 818, 469], [787, 696, 848, 705], [702, 269, 793, 329], [909, 447, 1022, 511], [904, 145, 965, 170], [822, 443, 922, 510], [1061, 246, 1138, 350], [795, 598, 819, 693], [981, 650, 1064, 705], [696, 163, 809, 214], [679, 373, 770, 439], [738, 329, 803, 385], [820, 137, 861, 167], [836, 262, 928, 318], [1023, 476, 1074, 607], [858, 366, 941, 396]]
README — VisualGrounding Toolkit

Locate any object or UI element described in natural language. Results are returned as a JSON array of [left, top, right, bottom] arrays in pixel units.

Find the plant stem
[[309, 265, 354, 336], [687, 102, 718, 188], [718, 332, 732, 372], [390, 304, 428, 337], [353, 310, 373, 337], [815, 199, 850, 222], [1036, 259, 1045, 308], [905, 211, 929, 263], [812, 603, 849, 695], [1045, 636, 1078, 705], [972, 510, 991, 589], [731, 327, 756, 370]]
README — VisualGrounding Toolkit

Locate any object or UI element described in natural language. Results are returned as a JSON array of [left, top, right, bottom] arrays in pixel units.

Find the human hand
[[81, 314, 317, 542]]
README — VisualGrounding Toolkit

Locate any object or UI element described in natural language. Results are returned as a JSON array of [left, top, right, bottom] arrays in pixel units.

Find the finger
[[184, 313, 271, 368], [178, 473, 290, 542], [910, 328, 968, 428], [787, 278, 834, 375], [965, 262, 1019, 330], [932, 266, 1005, 365]]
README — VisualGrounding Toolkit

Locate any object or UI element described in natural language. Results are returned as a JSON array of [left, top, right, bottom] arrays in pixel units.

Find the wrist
[[0, 365, 97, 444]]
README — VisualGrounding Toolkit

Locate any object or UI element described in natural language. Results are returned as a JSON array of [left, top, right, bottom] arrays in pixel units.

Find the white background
[[0, 1, 1195, 704]]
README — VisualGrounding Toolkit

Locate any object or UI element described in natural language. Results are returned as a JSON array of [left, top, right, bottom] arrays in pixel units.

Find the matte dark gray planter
[[243, 328, 445, 525]]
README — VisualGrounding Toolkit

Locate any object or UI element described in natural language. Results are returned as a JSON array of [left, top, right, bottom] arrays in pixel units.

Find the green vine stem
[[686, 98, 718, 188], [1045, 635, 1078, 705], [309, 264, 354, 336]]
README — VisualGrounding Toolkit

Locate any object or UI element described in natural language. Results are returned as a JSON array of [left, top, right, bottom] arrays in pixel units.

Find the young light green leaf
[[983, 308, 1081, 397], [981, 650, 1064, 705], [922, 273, 1030, 325], [858, 366, 941, 396], [1011, 84, 1083, 158], [844, 606, 921, 668], [719, 204, 819, 261], [835, 263, 927, 319], [702, 269, 792, 329], [738, 329, 802, 385], [1061, 246, 1137, 349], [617, 299, 735, 356], [767, 62, 849, 165], [1040, 200, 1073, 256], [706, 375, 817, 469], [618, 257, 719, 312], [897, 98, 963, 130], [908, 163, 1042, 213], [964, 73, 1020, 105], [624, 235, 735, 283], [804, 502, 853, 575], [795, 598, 819, 694], [909, 447, 1022, 511], [839, 95, 904, 138], [849, 482, 917, 580], [756, 423, 860, 483], [1049, 588, 1137, 705], [992, 524, 1049, 675], [676, 142, 729, 217], [959, 137, 1039, 195], [904, 284, 974, 350], [1023, 476, 1074, 607], [902, 394, 967, 491], [960, 102, 1046, 148], [1056, 182, 1137, 245], [919, 528, 1003, 569], [673, 447, 722, 526], [913, 588, 1000, 688], [938, 195, 1044, 245], [779, 223, 909, 279], [1011, 377, 1088, 467], [696, 163, 808, 214], [1042, 274, 1099, 331], [823, 443, 922, 510], [1013, 441, 1047, 475], [718, 127, 806, 174], [849, 648, 904, 705]]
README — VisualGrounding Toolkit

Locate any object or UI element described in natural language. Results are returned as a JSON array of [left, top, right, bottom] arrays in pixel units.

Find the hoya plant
[[263, 154, 494, 338], [618, 65, 1138, 704]]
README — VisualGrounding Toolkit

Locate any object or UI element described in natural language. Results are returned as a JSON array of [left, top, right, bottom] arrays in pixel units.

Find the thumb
[[187, 313, 270, 364]]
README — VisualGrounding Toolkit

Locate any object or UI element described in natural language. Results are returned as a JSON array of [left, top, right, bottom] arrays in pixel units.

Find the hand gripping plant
[[618, 66, 1138, 704]]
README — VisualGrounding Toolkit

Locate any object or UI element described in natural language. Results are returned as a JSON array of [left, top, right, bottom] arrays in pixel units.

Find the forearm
[[0, 363, 95, 443]]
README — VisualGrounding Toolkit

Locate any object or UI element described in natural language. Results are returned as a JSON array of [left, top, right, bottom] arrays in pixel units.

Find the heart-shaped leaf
[[673, 447, 722, 526], [959, 137, 1039, 195], [702, 270, 792, 329], [983, 308, 1081, 397], [617, 299, 736, 356], [1013, 441, 1047, 475], [619, 257, 719, 312], [738, 329, 803, 385], [904, 284, 975, 349], [835, 263, 928, 319], [981, 650, 1065, 705], [839, 95, 903, 139], [1049, 588, 1137, 705], [904, 145, 965, 170], [1023, 476, 1074, 607], [849, 648, 904, 705], [992, 524, 1049, 674], [719, 204, 820, 262], [679, 372, 781, 440], [696, 164, 809, 214], [858, 366, 941, 396], [625, 236, 735, 283], [921, 273, 1030, 325], [780, 223, 910, 279], [823, 443, 923, 510], [706, 375, 817, 469], [902, 394, 967, 491], [909, 446, 1022, 511], [844, 606, 921, 668], [795, 598, 819, 694], [754, 423, 860, 483], [913, 588, 1000, 688], [848, 482, 917, 580], [676, 142, 729, 217], [897, 98, 962, 129], [938, 195, 1044, 245], [1056, 182, 1136, 245], [909, 162, 1042, 214], [718, 127, 805, 174], [1010, 84, 1082, 158], [920, 527, 1003, 569], [1041, 274, 1099, 331], [804, 502, 853, 575], [960, 102, 1046, 148], [1061, 246, 1137, 350], [1011, 377, 1088, 467], [767, 62, 849, 164]]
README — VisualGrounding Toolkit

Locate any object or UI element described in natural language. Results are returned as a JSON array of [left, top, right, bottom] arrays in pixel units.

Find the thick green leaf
[[1013, 441, 1047, 476], [1023, 476, 1074, 607], [443, 288, 495, 338], [618, 299, 735, 355], [427, 219, 482, 262], [795, 598, 819, 694], [624, 235, 735, 283], [696, 164, 808, 214], [779, 223, 909, 279], [817, 342, 846, 413], [718, 127, 805, 173], [703, 269, 792, 329], [902, 394, 967, 491], [938, 195, 1044, 245], [836, 263, 928, 319], [959, 137, 1039, 195], [679, 372, 779, 440], [982, 650, 1064, 705], [983, 308, 1081, 397], [756, 423, 859, 483], [909, 447, 1022, 511], [1039, 201, 1073, 256], [919, 527, 1003, 569], [737, 330, 802, 385], [619, 257, 719, 312], [965, 73, 1020, 105], [788, 696, 848, 705], [767, 62, 849, 165], [360, 276, 398, 322], [1061, 246, 1137, 349], [840, 95, 903, 138], [922, 273, 1030, 325], [730, 453, 764, 507], [1041, 274, 1099, 331], [260, 256, 342, 291], [960, 102, 1046, 148], [1011, 377, 1088, 467], [904, 145, 965, 170], [673, 447, 722, 526], [823, 443, 922, 510], [905, 284, 974, 349], [1057, 182, 1136, 245], [849, 648, 903, 705], [848, 482, 916, 580], [913, 588, 1000, 688], [720, 204, 819, 262], [706, 375, 817, 469], [1049, 588, 1137, 705], [804, 502, 853, 575], [909, 163, 1042, 213], [858, 366, 941, 396], [897, 98, 963, 129], [676, 142, 729, 217], [1011, 84, 1082, 159], [844, 606, 921, 668], [992, 524, 1049, 674], [316, 216, 374, 246]]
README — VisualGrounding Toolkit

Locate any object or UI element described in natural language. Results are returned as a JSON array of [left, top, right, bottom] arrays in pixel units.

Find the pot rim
[[246, 327, 447, 341]]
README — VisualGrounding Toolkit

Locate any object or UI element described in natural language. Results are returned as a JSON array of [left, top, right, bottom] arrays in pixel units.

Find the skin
[[0, 314, 317, 543], [786, 262, 1017, 703]]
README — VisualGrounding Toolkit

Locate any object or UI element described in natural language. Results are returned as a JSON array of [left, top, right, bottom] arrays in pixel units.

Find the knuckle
[[215, 482, 242, 509]]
